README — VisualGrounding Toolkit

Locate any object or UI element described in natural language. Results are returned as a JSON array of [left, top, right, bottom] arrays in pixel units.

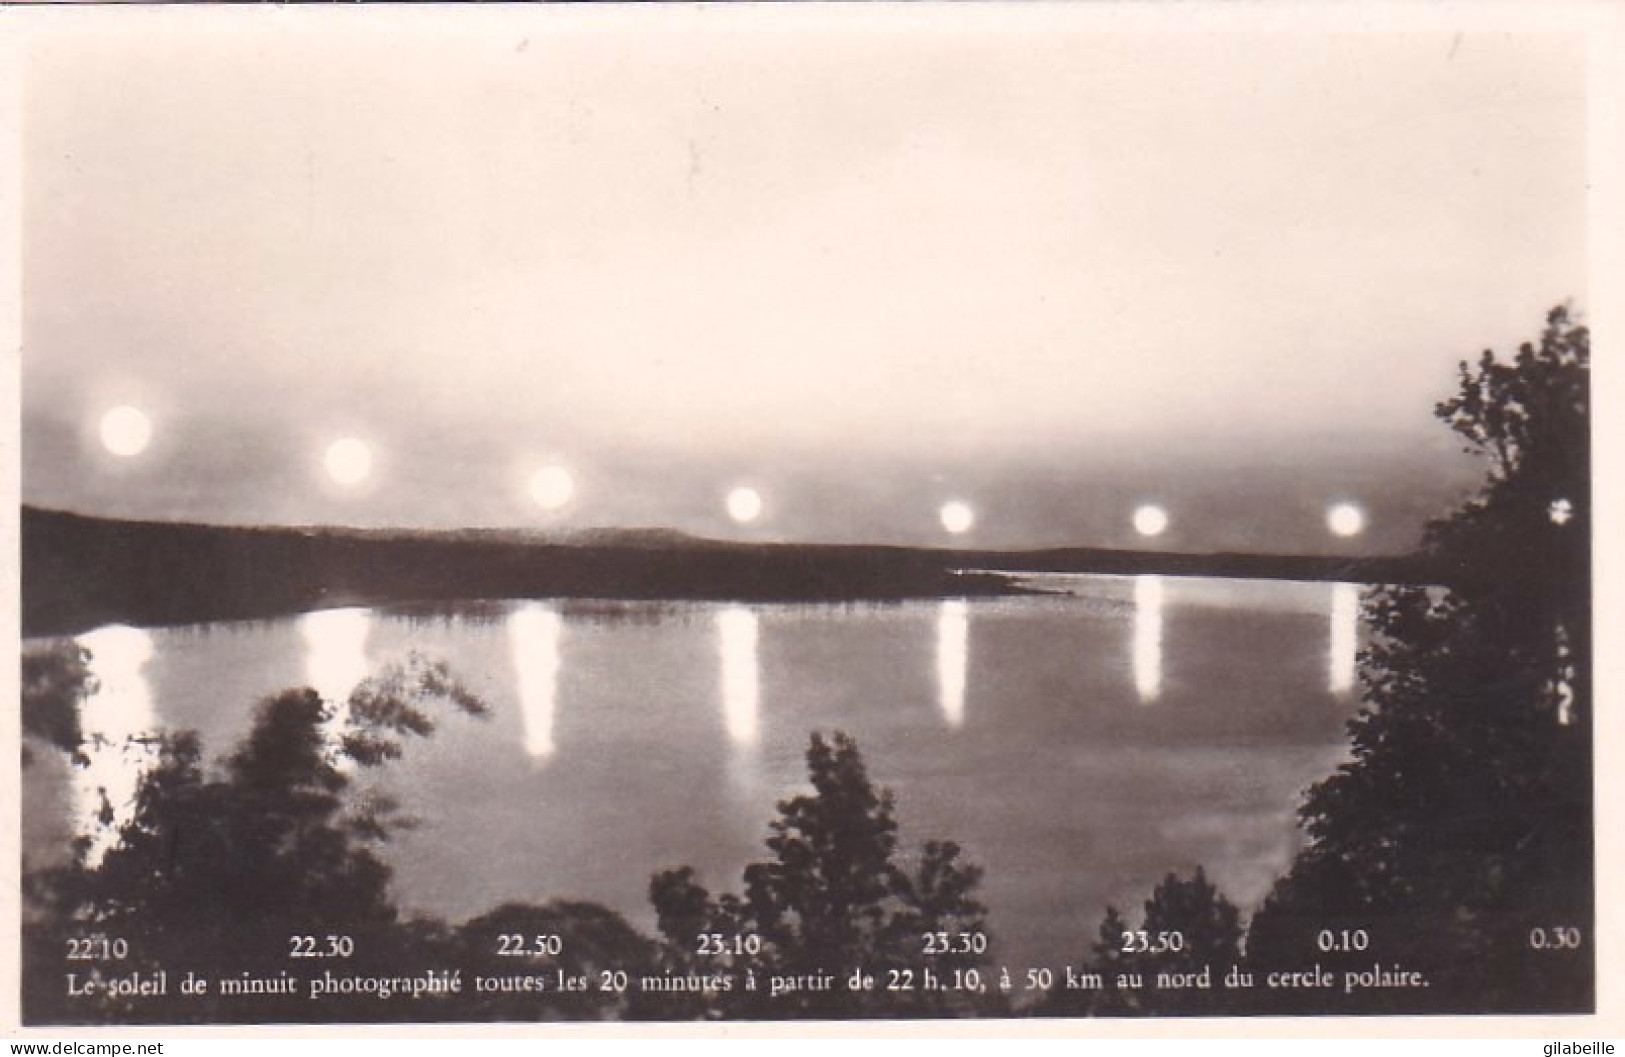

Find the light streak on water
[[509, 604, 563, 760], [300, 608, 373, 767], [717, 607, 760, 746], [936, 599, 969, 728], [73, 625, 158, 863], [1133, 575, 1164, 702], [300, 608, 373, 702], [1329, 583, 1359, 694]]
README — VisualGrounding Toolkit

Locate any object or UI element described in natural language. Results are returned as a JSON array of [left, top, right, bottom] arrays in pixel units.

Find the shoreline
[[21, 505, 1435, 637]]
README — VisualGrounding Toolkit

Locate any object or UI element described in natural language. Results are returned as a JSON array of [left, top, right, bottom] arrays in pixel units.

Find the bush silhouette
[[1248, 305, 1592, 1013], [649, 731, 995, 1018]]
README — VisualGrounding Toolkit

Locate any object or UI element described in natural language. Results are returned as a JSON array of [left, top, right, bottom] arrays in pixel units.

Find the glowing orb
[[1549, 498, 1573, 526], [940, 501, 975, 535], [324, 438, 373, 486], [727, 486, 763, 524], [99, 406, 152, 457], [1133, 505, 1169, 537], [529, 466, 575, 510], [1327, 502, 1366, 537]]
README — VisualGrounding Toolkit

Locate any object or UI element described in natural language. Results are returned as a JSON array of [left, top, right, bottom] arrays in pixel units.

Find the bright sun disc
[[1327, 502, 1366, 537], [727, 487, 763, 524], [940, 501, 975, 535], [529, 466, 575, 510], [1133, 505, 1169, 537], [325, 438, 373, 487], [99, 406, 152, 457]]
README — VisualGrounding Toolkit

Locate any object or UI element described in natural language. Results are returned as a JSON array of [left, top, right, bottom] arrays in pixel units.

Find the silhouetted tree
[[23, 655, 491, 1024], [1043, 868, 1242, 1017], [1035, 904, 1134, 1017], [1248, 305, 1591, 1013], [1139, 867, 1242, 1011], [453, 901, 662, 1021], [21, 641, 94, 767], [649, 731, 994, 1018]]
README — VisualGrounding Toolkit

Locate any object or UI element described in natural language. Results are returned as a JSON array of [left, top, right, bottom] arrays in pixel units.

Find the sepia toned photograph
[[9, 5, 1604, 1029]]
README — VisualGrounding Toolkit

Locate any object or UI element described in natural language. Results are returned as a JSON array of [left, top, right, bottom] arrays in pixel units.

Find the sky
[[18, 8, 1590, 553]]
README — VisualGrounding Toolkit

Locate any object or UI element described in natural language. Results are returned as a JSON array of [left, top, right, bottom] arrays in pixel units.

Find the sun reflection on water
[[299, 608, 373, 765], [936, 599, 969, 728], [717, 607, 760, 746], [509, 603, 563, 760], [1329, 583, 1359, 694], [73, 625, 159, 863], [1133, 575, 1164, 702], [300, 608, 373, 702]]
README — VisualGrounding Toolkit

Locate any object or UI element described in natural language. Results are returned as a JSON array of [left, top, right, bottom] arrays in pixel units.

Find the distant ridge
[[200, 520, 714, 550], [20, 505, 1437, 637]]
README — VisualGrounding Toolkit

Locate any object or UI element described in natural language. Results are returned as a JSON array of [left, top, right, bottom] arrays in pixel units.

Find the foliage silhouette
[[1041, 868, 1242, 1017], [21, 641, 94, 768], [1248, 305, 1592, 1013], [649, 731, 996, 1018], [21, 306, 1591, 1022], [23, 653, 494, 1023], [23, 645, 681, 1026], [453, 901, 663, 1021]]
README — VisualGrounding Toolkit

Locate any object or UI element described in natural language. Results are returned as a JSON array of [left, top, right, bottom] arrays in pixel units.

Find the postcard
[[4, 1, 1621, 1038]]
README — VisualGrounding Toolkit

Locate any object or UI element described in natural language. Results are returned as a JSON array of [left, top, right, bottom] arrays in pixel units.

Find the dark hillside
[[21, 506, 1432, 636]]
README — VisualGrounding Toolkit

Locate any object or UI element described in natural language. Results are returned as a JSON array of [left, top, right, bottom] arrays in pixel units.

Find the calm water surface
[[25, 574, 1365, 973]]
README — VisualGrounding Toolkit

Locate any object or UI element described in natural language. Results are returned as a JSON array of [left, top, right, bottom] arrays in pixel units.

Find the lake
[[23, 573, 1365, 974]]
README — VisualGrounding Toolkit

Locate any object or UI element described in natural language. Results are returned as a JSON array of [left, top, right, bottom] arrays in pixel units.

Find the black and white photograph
[[7, 3, 1611, 1030]]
